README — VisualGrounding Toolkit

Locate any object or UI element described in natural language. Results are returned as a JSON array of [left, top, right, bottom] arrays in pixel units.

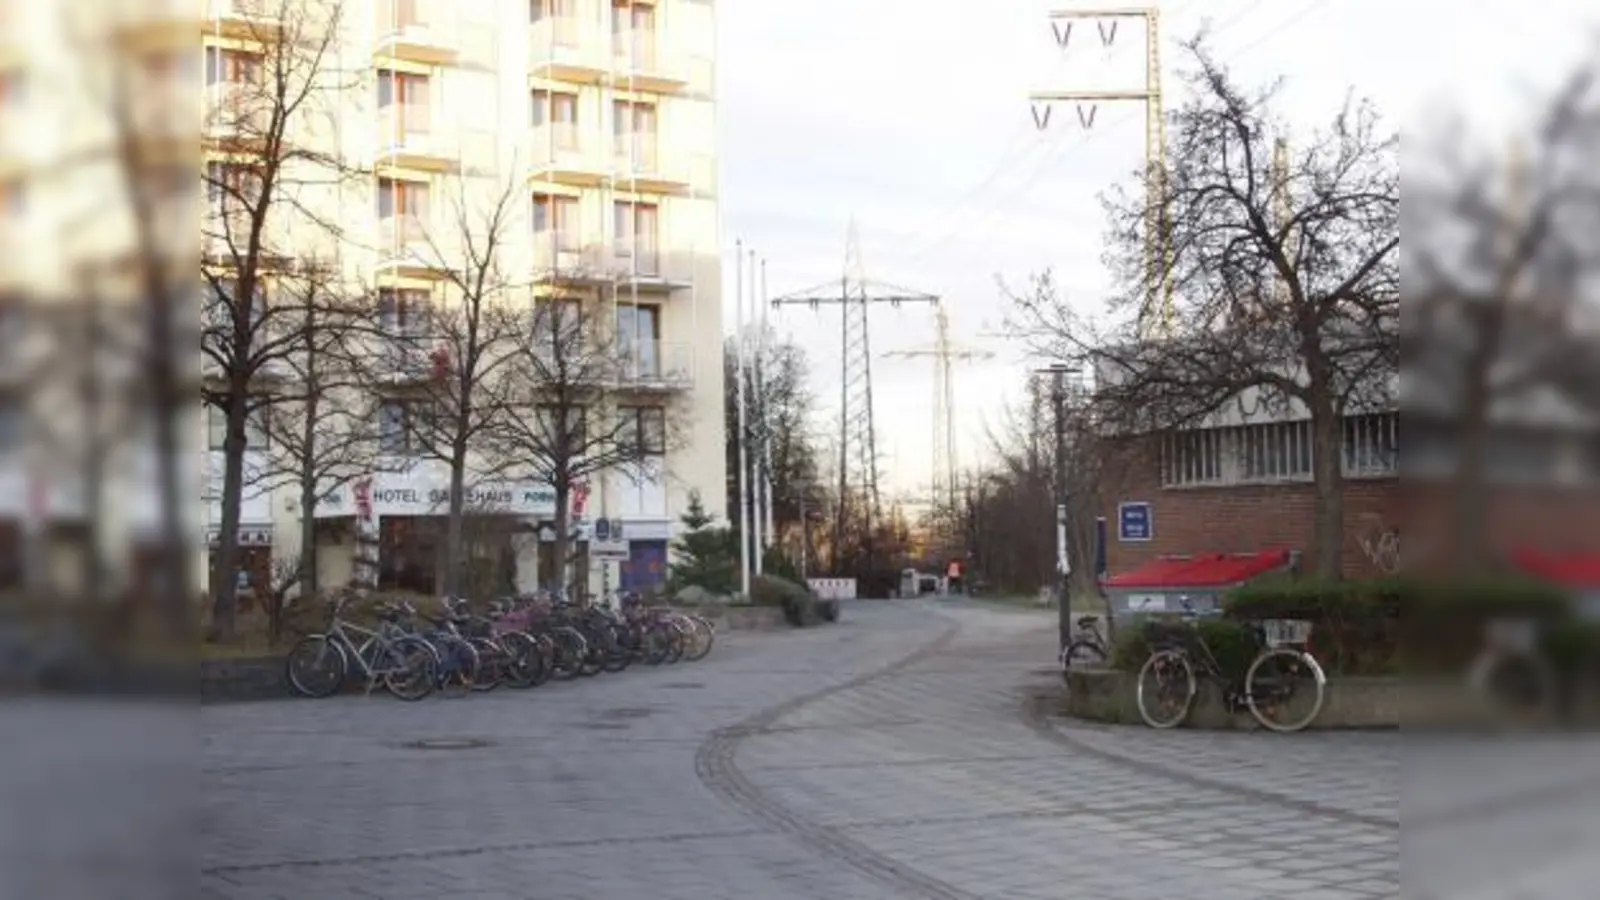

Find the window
[[0, 179, 22, 217], [1160, 430, 1225, 487], [615, 303, 660, 375], [532, 194, 579, 246], [207, 402, 269, 451], [612, 1, 656, 48], [0, 396, 20, 453], [378, 70, 430, 133], [617, 406, 666, 456], [207, 278, 268, 333], [205, 47, 261, 85], [380, 0, 423, 31], [612, 100, 657, 138], [536, 404, 587, 446], [207, 161, 261, 218], [532, 297, 583, 346], [1239, 420, 1313, 481], [1343, 412, 1398, 477], [377, 288, 432, 338], [612, 201, 659, 272], [372, 176, 425, 229], [532, 90, 578, 145], [379, 399, 432, 454], [531, 0, 574, 23]]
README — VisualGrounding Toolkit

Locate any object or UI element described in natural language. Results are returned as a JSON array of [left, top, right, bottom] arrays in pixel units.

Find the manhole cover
[[597, 707, 654, 720], [399, 738, 493, 751], [660, 682, 704, 690]]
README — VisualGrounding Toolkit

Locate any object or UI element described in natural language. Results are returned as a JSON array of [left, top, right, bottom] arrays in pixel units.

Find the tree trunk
[[298, 371, 321, 597], [552, 479, 571, 600], [1309, 404, 1346, 580], [440, 452, 467, 597], [210, 393, 249, 638]]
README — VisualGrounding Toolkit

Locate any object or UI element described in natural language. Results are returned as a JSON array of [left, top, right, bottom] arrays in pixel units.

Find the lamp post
[[1035, 363, 1081, 663]]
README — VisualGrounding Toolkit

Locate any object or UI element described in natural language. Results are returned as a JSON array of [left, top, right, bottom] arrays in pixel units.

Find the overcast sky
[[714, 0, 1596, 502]]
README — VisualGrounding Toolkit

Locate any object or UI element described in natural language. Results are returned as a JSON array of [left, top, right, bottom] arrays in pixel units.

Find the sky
[[715, 0, 1597, 503]]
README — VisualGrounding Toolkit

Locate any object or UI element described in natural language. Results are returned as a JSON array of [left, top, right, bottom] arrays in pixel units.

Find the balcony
[[532, 235, 609, 284], [204, 82, 268, 150], [611, 135, 694, 195], [376, 335, 447, 385], [614, 340, 692, 391], [608, 29, 689, 94], [609, 241, 694, 290], [374, 0, 458, 68], [529, 18, 606, 85], [528, 125, 605, 187], [376, 103, 458, 174], [205, 0, 282, 43], [376, 215, 444, 277]]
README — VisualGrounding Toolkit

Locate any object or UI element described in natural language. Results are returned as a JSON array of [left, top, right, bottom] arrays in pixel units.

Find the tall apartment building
[[196, 0, 724, 599]]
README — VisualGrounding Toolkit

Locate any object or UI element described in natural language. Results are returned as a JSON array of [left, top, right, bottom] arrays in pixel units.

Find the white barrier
[[807, 578, 857, 601]]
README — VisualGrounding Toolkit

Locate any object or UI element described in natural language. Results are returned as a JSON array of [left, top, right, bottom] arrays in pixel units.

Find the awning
[[1512, 548, 1600, 589], [1101, 549, 1294, 589]]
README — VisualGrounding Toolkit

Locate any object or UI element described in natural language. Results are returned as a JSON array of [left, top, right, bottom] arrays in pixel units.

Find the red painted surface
[[1102, 549, 1294, 589], [1513, 548, 1600, 589]]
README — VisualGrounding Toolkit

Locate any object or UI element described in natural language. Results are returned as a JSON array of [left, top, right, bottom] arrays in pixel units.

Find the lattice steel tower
[[771, 220, 938, 571]]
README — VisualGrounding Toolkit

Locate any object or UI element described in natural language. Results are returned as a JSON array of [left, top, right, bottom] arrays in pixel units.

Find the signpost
[[591, 517, 629, 561], [1117, 502, 1153, 542]]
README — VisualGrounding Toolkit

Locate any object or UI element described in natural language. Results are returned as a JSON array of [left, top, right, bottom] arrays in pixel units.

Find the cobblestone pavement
[[201, 602, 1413, 898]]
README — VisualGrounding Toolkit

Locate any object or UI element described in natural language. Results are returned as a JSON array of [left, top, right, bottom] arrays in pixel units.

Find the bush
[[1110, 616, 1261, 680]]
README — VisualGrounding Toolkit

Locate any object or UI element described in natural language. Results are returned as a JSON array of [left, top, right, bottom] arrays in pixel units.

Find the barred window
[[1343, 412, 1398, 476], [1161, 430, 1225, 486], [1240, 420, 1313, 480]]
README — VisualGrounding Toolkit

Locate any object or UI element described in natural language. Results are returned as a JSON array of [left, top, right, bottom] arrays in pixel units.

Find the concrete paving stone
[[197, 602, 1414, 899]]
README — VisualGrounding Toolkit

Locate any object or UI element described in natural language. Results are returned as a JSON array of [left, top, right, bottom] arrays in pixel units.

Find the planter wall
[[1058, 668, 1600, 730]]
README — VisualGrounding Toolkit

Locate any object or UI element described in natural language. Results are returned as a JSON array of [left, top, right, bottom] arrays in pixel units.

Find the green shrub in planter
[[1224, 578, 1397, 676], [749, 574, 822, 625], [1109, 616, 1260, 680]]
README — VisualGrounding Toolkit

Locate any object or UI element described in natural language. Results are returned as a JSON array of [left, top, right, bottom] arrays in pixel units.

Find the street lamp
[[1034, 362, 1081, 664]]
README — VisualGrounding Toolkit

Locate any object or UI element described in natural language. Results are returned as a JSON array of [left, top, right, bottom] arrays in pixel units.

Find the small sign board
[[1117, 502, 1153, 542], [591, 518, 628, 560]]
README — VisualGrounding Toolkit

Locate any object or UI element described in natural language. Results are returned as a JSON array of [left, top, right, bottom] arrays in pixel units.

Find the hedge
[[1111, 575, 1585, 678]]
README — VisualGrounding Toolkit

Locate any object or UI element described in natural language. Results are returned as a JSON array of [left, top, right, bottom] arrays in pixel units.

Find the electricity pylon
[[770, 220, 939, 573], [883, 303, 994, 547], [1027, 6, 1172, 338]]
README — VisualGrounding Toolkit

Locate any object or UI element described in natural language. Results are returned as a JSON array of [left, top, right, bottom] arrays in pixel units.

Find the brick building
[[1097, 408, 1600, 581]]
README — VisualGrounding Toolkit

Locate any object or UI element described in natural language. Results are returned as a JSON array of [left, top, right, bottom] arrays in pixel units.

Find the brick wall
[[1096, 436, 1600, 579]]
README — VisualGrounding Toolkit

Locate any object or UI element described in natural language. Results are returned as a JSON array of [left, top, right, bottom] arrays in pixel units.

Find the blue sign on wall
[[1117, 502, 1153, 542]]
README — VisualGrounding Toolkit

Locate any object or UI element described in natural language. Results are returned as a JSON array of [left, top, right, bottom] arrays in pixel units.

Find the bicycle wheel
[[467, 637, 508, 692], [1467, 649, 1557, 726], [681, 617, 715, 662], [497, 632, 543, 689], [548, 627, 588, 680], [1060, 639, 1108, 673], [381, 636, 438, 701], [1135, 649, 1196, 729], [663, 620, 687, 664], [1244, 648, 1327, 733], [285, 636, 348, 698]]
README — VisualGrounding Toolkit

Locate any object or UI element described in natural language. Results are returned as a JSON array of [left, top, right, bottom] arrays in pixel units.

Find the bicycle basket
[[1259, 619, 1313, 648], [1483, 618, 1540, 654]]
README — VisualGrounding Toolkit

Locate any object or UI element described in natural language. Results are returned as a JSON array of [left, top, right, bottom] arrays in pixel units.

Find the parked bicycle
[[284, 593, 438, 700], [1134, 599, 1327, 732], [1059, 614, 1111, 676], [285, 588, 718, 700]]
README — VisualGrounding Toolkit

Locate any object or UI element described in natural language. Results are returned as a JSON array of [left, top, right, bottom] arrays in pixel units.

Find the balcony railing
[[375, 0, 457, 62], [377, 102, 456, 164], [614, 340, 692, 389], [530, 17, 605, 74], [611, 238, 661, 278], [533, 236, 611, 281], [610, 29, 688, 85], [204, 82, 267, 140], [377, 214, 431, 262], [529, 124, 599, 174]]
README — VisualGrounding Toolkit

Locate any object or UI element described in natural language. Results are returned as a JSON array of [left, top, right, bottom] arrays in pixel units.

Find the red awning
[[1512, 548, 1600, 589], [1101, 549, 1294, 590]]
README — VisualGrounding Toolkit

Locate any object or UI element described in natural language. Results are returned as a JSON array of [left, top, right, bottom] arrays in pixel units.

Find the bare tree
[[1010, 40, 1399, 579], [381, 171, 525, 597], [199, 0, 355, 637], [1404, 58, 1600, 572], [493, 285, 689, 597], [252, 262, 378, 597]]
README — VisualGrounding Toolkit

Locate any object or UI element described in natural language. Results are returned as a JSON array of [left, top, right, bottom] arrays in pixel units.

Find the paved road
[[197, 602, 1410, 899]]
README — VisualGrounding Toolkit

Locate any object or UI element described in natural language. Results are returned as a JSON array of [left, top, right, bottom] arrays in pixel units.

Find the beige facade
[[0, 0, 724, 599]]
